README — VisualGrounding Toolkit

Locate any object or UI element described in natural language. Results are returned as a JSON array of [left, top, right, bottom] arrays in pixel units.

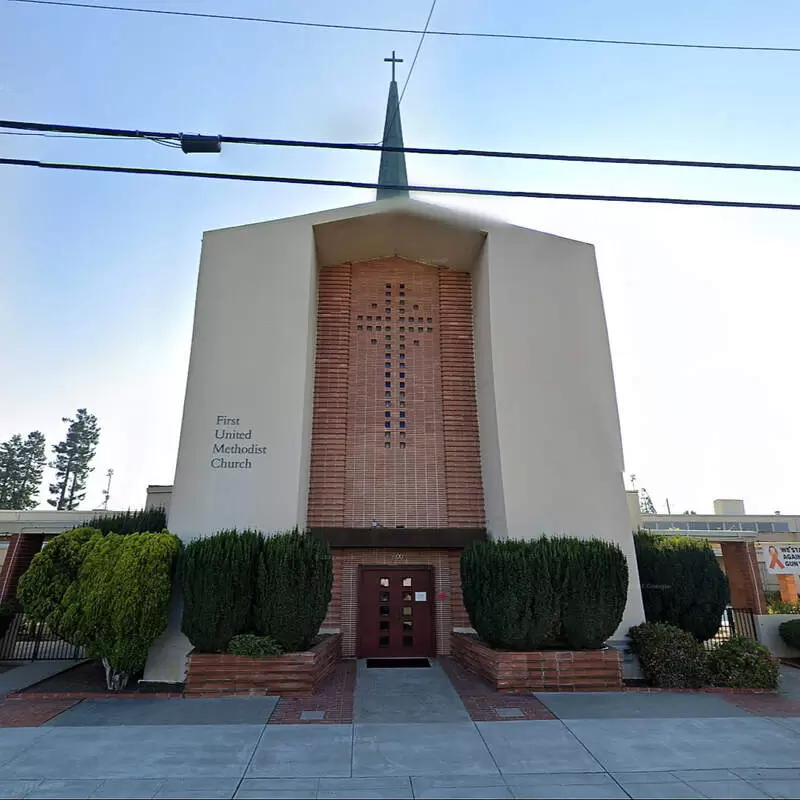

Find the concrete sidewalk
[[0, 713, 798, 798]]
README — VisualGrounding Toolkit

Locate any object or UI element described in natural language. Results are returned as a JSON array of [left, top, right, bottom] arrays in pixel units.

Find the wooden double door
[[358, 566, 434, 658]]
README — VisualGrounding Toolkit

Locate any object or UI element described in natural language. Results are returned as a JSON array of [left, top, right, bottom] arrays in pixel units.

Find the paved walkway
[[0, 662, 796, 797]]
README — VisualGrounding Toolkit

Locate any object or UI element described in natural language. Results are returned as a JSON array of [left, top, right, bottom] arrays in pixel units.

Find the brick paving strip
[[0, 697, 82, 727], [268, 659, 356, 724], [722, 692, 800, 716], [438, 656, 556, 721]]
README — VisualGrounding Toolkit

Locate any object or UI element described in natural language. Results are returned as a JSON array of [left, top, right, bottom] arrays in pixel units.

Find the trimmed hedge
[[254, 531, 333, 652], [179, 530, 263, 652], [460, 537, 628, 651], [629, 622, 709, 689], [779, 619, 800, 649], [635, 532, 729, 642], [228, 634, 283, 657], [80, 508, 167, 535], [706, 636, 779, 690]]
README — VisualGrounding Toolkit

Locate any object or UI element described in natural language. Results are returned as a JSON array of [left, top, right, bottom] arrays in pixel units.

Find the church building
[[145, 57, 646, 682]]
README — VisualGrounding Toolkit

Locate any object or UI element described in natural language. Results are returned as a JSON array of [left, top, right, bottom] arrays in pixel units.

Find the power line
[[3, 119, 800, 175], [11, 0, 800, 54], [2, 156, 799, 211]]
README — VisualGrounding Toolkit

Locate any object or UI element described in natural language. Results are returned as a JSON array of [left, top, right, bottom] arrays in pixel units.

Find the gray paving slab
[[746, 780, 800, 799], [621, 783, 704, 800], [767, 715, 800, 733], [247, 725, 352, 778], [508, 783, 627, 800], [154, 778, 240, 799], [476, 720, 604, 775], [0, 780, 41, 799], [46, 697, 278, 727], [318, 789, 412, 800], [671, 770, 741, 781], [777, 666, 800, 700], [563, 717, 800, 773], [27, 779, 104, 798], [733, 769, 800, 781], [535, 691, 750, 719], [92, 779, 163, 798], [0, 724, 263, 779], [0, 729, 53, 771], [411, 775, 507, 791], [681, 779, 770, 799], [611, 773, 685, 784], [352, 722, 498, 777], [353, 661, 469, 723], [234, 778, 318, 799], [0, 661, 84, 697], [415, 788, 513, 800]]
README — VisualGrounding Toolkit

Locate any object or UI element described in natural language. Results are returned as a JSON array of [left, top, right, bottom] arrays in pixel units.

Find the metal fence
[[703, 606, 758, 650], [0, 614, 85, 661]]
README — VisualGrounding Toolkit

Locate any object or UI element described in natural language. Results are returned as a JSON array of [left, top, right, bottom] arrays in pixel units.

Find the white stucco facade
[[147, 197, 645, 682]]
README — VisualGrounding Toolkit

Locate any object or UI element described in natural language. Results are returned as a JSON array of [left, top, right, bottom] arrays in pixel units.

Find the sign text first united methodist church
[[210, 415, 267, 469]]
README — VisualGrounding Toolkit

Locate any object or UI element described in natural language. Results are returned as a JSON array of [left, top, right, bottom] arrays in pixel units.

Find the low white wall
[[755, 614, 800, 658]]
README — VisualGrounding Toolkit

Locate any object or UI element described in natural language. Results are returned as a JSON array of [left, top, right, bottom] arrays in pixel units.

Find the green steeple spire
[[377, 51, 409, 200]]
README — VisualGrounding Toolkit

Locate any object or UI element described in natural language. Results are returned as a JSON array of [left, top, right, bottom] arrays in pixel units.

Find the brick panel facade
[[0, 533, 44, 602], [439, 270, 485, 527], [307, 264, 351, 527], [721, 541, 767, 614], [307, 257, 485, 530]]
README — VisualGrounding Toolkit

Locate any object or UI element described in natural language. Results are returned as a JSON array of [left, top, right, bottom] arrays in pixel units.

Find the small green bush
[[253, 530, 333, 652], [635, 532, 729, 642], [766, 591, 800, 615], [81, 508, 167, 535], [179, 529, 263, 652], [707, 636, 779, 690], [628, 622, 709, 689], [779, 619, 800, 649], [228, 634, 284, 658], [460, 537, 628, 651]]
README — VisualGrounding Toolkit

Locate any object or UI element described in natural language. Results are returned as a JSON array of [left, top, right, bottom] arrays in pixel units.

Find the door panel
[[358, 567, 434, 658]]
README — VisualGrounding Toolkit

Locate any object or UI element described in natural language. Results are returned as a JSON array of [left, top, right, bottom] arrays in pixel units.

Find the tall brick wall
[[307, 257, 485, 529], [721, 541, 767, 614], [0, 533, 44, 602], [439, 270, 485, 527]]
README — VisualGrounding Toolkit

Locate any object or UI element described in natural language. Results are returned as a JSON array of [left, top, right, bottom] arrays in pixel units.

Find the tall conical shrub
[[253, 530, 332, 652], [635, 531, 729, 642], [179, 529, 263, 652], [461, 540, 557, 650]]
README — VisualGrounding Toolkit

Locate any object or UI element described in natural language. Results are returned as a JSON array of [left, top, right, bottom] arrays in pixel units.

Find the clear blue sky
[[2, 0, 799, 514]]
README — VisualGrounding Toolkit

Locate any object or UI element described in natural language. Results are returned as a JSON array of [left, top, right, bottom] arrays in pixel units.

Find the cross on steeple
[[384, 50, 403, 82]]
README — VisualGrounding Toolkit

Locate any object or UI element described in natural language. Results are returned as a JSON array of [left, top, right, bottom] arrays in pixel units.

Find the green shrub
[[767, 593, 800, 615], [19, 530, 180, 690], [179, 529, 263, 653], [460, 537, 628, 651], [635, 532, 729, 642], [707, 636, 779, 690], [18, 527, 100, 639], [253, 530, 333, 652], [0, 598, 19, 640], [628, 622, 709, 689], [779, 619, 800, 649], [460, 540, 556, 650], [81, 508, 167, 535], [228, 633, 284, 658]]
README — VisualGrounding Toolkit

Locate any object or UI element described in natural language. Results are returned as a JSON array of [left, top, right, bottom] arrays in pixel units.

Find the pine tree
[[0, 432, 46, 510], [0, 435, 23, 508], [48, 410, 101, 511]]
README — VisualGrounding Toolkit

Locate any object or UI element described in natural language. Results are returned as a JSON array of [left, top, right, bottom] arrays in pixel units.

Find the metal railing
[[0, 613, 85, 661], [703, 606, 758, 650]]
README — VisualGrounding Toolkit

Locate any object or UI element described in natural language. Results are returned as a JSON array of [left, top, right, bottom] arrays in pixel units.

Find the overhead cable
[[10, 0, 800, 54], [2, 156, 799, 211]]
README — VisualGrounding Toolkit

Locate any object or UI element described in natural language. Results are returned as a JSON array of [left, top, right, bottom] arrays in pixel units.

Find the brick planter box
[[185, 634, 341, 697], [451, 632, 622, 692]]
